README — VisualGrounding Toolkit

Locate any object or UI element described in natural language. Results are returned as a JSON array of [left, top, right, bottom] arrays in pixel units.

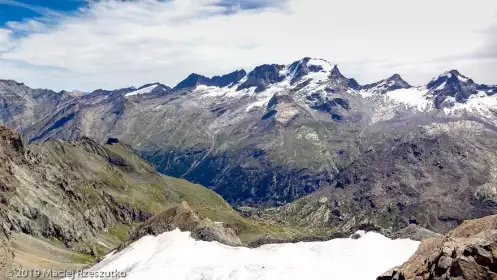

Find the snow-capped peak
[[361, 74, 411, 94], [426, 70, 487, 108], [286, 57, 333, 85], [307, 58, 333, 72], [432, 70, 472, 83]]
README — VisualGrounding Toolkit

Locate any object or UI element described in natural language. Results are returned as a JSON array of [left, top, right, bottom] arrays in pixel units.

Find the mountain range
[[1, 57, 497, 237]]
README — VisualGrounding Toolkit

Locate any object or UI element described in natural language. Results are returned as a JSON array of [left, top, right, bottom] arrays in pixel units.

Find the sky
[[0, 0, 497, 91]]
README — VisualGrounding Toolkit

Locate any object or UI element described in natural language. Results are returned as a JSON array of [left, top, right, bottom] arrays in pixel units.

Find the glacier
[[70, 229, 419, 280]]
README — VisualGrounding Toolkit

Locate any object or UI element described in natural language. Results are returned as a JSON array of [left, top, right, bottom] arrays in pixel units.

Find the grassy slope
[[104, 143, 306, 243], [13, 140, 306, 271]]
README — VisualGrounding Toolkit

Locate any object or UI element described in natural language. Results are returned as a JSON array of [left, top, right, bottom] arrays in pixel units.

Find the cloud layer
[[1, 0, 497, 91]]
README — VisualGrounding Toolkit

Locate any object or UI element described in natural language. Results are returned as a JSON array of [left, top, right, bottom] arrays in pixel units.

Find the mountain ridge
[[2, 57, 497, 238]]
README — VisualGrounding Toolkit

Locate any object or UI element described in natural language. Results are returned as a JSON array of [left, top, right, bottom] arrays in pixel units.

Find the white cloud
[[0, 29, 13, 52], [1, 0, 497, 91]]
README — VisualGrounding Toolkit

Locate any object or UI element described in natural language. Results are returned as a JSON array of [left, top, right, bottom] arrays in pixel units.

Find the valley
[[1, 57, 497, 279]]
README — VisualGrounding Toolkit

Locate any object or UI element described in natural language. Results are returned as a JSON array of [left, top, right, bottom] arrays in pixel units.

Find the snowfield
[[70, 229, 419, 280]]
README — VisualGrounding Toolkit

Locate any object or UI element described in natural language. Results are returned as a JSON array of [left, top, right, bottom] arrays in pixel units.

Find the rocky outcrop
[[123, 201, 242, 248], [237, 64, 286, 92], [120, 202, 242, 249], [378, 214, 497, 280], [391, 225, 441, 241]]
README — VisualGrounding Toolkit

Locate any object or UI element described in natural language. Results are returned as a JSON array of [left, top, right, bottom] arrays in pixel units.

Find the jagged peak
[[361, 73, 411, 93], [429, 69, 473, 85], [174, 69, 248, 91], [330, 64, 346, 80], [0, 79, 26, 87], [386, 74, 411, 86], [173, 73, 211, 90], [427, 69, 475, 93], [389, 73, 402, 80], [187, 73, 207, 79]]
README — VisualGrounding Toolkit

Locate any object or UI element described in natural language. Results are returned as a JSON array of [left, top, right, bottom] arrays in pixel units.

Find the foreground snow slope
[[72, 229, 419, 280]]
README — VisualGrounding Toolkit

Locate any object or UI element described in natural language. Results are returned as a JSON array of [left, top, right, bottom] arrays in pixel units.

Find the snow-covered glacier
[[71, 229, 419, 280]]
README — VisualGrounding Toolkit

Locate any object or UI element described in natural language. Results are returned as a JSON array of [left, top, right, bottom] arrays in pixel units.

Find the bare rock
[[378, 214, 497, 280], [123, 202, 242, 248], [377, 266, 401, 280], [392, 224, 441, 241], [0, 230, 13, 280]]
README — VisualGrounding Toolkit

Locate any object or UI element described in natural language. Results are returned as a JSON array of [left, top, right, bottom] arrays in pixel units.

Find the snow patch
[[386, 88, 432, 111], [458, 75, 469, 82], [246, 95, 273, 112], [443, 91, 497, 117], [435, 81, 446, 91], [125, 85, 158, 97], [69, 229, 419, 280]]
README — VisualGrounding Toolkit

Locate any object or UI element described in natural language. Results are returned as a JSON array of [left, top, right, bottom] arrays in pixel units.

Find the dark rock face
[[287, 57, 323, 84], [477, 84, 497, 96], [325, 65, 361, 91], [313, 98, 351, 112], [237, 64, 286, 92], [347, 78, 361, 90], [378, 214, 497, 280], [210, 69, 247, 88], [173, 73, 213, 90], [427, 70, 479, 108], [310, 98, 351, 121], [173, 70, 247, 90]]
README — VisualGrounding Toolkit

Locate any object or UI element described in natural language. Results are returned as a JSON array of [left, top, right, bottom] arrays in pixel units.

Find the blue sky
[[0, 0, 497, 91], [0, 0, 84, 24], [0, 0, 281, 26]]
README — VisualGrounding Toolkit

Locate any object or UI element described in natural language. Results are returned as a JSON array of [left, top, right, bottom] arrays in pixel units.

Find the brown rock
[[123, 202, 242, 248], [378, 214, 497, 280]]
